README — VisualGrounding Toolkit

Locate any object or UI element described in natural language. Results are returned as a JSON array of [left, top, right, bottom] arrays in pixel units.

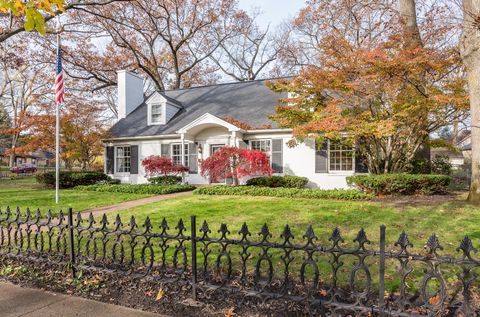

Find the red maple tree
[[141, 156, 188, 177], [200, 147, 272, 186]]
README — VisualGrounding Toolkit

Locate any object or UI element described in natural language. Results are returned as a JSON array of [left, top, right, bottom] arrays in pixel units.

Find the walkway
[[84, 191, 193, 217], [0, 282, 167, 317]]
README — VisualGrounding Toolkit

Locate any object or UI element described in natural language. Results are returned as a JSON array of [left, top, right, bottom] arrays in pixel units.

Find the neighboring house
[[31, 150, 55, 168], [430, 131, 472, 169], [430, 148, 465, 168], [0, 147, 54, 167], [104, 71, 368, 189]]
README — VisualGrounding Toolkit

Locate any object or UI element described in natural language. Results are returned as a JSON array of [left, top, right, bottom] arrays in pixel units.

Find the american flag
[[55, 43, 65, 104]]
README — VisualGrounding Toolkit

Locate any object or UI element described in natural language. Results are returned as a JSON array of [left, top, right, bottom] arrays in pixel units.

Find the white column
[[181, 133, 185, 166], [231, 131, 237, 147], [181, 134, 186, 184]]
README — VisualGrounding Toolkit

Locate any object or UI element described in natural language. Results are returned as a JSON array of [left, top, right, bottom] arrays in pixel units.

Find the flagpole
[[55, 34, 61, 205]]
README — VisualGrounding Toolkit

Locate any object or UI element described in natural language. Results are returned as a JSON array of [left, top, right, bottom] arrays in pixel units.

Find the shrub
[[75, 184, 195, 195], [246, 175, 308, 188], [148, 175, 182, 185], [409, 157, 432, 174], [431, 155, 452, 176], [95, 178, 121, 185], [200, 146, 272, 185], [141, 156, 188, 177], [36, 171, 109, 188], [193, 186, 371, 200], [346, 174, 451, 196]]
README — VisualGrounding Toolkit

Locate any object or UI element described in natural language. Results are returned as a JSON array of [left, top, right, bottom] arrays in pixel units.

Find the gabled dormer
[[145, 92, 183, 126]]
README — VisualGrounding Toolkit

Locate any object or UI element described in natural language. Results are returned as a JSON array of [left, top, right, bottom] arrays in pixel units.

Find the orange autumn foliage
[[269, 14, 469, 173]]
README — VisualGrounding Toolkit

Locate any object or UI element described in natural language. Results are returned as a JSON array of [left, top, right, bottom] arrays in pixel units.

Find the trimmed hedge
[[75, 184, 195, 195], [193, 186, 371, 200], [148, 175, 182, 185], [36, 171, 109, 189], [246, 175, 309, 188], [346, 174, 451, 196]]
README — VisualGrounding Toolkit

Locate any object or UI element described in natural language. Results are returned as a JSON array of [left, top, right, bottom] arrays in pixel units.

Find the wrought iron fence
[[0, 206, 478, 316]]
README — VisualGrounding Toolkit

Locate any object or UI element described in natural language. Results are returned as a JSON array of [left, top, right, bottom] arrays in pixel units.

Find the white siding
[[282, 138, 352, 189], [107, 131, 354, 189]]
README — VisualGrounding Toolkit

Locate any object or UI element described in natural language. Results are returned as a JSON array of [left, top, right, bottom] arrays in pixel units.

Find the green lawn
[[0, 177, 151, 213], [107, 194, 479, 253], [1, 177, 478, 292], [98, 194, 479, 292]]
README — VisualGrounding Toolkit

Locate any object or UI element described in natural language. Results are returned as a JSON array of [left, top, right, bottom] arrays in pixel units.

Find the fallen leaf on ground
[[225, 307, 236, 317], [145, 290, 154, 298], [428, 294, 440, 305], [156, 288, 165, 301]]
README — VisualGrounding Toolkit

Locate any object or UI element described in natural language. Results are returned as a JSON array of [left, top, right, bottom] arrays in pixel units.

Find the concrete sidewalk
[[0, 282, 167, 317]]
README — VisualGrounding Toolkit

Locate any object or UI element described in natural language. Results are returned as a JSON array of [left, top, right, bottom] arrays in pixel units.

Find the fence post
[[67, 208, 76, 279], [191, 215, 197, 301], [379, 225, 386, 316]]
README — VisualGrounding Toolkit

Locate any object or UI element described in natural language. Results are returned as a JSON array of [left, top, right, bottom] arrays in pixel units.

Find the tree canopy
[[268, 0, 469, 174]]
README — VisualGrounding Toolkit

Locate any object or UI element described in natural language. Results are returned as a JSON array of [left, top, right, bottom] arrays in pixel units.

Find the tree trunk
[[9, 152, 14, 167], [461, 0, 480, 202], [399, 0, 422, 48], [398, 0, 432, 165]]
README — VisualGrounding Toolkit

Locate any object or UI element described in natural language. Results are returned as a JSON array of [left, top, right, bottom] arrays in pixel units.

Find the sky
[[237, 0, 305, 28]]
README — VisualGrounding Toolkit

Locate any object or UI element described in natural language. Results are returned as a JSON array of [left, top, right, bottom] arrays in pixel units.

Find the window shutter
[[315, 140, 328, 173], [106, 146, 114, 174], [271, 139, 283, 173], [238, 140, 249, 149], [130, 145, 139, 174], [189, 143, 198, 174], [161, 144, 170, 157]]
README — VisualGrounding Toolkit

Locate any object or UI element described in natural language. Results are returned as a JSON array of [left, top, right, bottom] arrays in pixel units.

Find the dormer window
[[148, 103, 165, 125], [145, 92, 182, 126], [151, 104, 163, 123]]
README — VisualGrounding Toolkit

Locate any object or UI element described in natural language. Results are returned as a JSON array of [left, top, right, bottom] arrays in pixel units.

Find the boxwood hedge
[[193, 186, 371, 200], [148, 175, 182, 185], [75, 184, 195, 195], [246, 175, 309, 188], [36, 171, 110, 189], [346, 174, 451, 196]]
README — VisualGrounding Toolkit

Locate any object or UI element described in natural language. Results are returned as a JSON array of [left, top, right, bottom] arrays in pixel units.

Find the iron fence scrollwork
[[0, 206, 479, 316]]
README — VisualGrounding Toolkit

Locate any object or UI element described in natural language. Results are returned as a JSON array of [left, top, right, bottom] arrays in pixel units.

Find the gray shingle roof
[[109, 79, 287, 138]]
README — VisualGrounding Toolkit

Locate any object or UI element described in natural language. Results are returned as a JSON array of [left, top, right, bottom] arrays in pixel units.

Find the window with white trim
[[250, 139, 271, 163], [329, 141, 354, 172], [171, 143, 189, 167], [150, 103, 163, 124], [116, 146, 131, 173]]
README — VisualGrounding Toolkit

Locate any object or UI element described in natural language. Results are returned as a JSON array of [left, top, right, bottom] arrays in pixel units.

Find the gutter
[[243, 128, 293, 134], [103, 134, 180, 143], [103, 128, 294, 143]]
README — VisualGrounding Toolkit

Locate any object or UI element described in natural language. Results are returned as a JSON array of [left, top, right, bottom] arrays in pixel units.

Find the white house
[[104, 71, 368, 189]]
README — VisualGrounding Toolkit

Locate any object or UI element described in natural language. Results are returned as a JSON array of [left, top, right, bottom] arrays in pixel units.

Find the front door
[[210, 144, 225, 183]]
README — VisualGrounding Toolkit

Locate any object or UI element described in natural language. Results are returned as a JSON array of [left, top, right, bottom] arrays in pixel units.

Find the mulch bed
[[0, 257, 477, 316], [372, 192, 466, 209], [0, 258, 312, 317]]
